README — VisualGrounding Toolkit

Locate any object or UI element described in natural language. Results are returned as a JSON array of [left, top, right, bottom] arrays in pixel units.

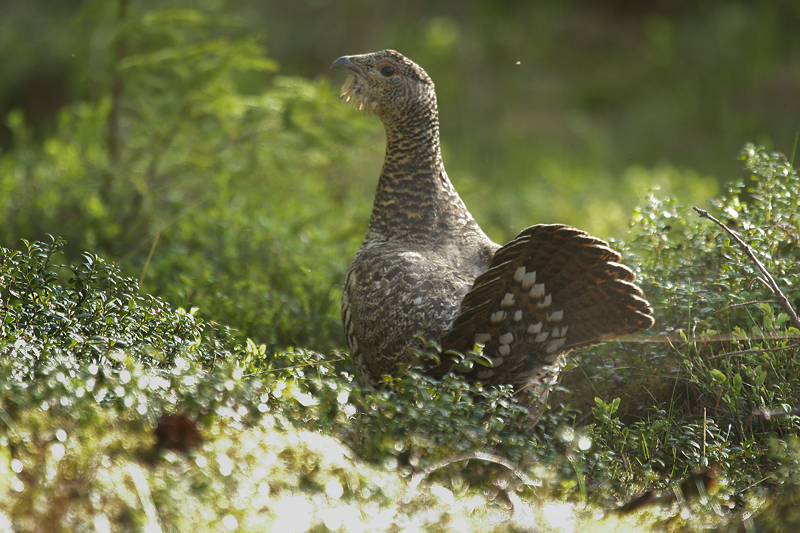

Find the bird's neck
[[383, 113, 444, 174], [366, 109, 476, 241]]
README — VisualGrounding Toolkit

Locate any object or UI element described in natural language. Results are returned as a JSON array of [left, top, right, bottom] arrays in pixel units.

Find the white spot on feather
[[535, 331, 549, 343], [477, 370, 494, 380], [552, 326, 569, 338], [547, 310, 564, 322], [501, 293, 515, 308], [546, 337, 566, 354], [530, 283, 545, 298], [498, 344, 511, 356], [490, 310, 506, 323], [474, 333, 492, 344], [521, 271, 537, 289], [527, 322, 543, 334], [513, 266, 526, 282], [514, 310, 523, 321], [499, 332, 514, 345], [539, 294, 552, 308]]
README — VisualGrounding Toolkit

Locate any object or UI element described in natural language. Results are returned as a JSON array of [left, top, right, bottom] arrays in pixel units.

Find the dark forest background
[[2, 0, 798, 236]]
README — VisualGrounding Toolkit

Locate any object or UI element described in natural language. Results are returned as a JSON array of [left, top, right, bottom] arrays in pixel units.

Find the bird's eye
[[380, 65, 396, 77]]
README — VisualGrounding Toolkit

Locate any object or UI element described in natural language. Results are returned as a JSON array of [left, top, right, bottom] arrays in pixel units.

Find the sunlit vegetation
[[1, 1, 800, 531]]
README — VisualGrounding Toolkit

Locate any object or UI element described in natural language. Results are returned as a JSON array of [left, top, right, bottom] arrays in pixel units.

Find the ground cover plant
[[2, 2, 800, 532], [3, 145, 800, 531]]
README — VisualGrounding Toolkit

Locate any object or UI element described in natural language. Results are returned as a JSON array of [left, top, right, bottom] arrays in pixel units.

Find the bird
[[332, 50, 654, 412]]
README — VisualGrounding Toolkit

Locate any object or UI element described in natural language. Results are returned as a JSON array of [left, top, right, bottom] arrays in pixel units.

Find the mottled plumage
[[333, 50, 654, 409]]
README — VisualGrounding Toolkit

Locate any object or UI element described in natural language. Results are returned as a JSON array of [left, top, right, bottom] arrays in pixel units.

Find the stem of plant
[[693, 206, 800, 330]]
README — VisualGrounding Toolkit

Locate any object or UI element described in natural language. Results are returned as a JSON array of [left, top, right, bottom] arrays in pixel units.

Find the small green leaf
[[610, 397, 621, 414], [455, 359, 473, 372], [710, 369, 727, 385], [732, 373, 743, 395]]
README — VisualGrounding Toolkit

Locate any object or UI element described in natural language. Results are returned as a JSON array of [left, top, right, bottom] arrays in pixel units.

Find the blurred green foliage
[[1, 0, 800, 531], [1, 3, 379, 356], [3, 1, 800, 238], [0, 236, 232, 367]]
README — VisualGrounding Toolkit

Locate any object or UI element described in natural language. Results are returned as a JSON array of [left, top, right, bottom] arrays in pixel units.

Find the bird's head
[[331, 50, 437, 124]]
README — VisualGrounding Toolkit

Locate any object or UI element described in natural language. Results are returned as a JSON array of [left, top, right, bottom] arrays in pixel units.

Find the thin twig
[[139, 229, 160, 286], [712, 299, 778, 315], [694, 206, 800, 330], [654, 331, 800, 344], [707, 343, 800, 360], [119, 196, 211, 265], [242, 354, 345, 378], [408, 451, 541, 492], [736, 475, 771, 495], [749, 277, 772, 292], [107, 0, 128, 163], [755, 406, 800, 420]]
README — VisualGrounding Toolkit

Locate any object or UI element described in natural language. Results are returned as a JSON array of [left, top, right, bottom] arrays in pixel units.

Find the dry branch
[[694, 206, 800, 330]]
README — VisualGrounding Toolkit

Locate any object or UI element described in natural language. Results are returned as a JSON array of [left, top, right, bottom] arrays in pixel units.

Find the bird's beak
[[331, 56, 364, 77]]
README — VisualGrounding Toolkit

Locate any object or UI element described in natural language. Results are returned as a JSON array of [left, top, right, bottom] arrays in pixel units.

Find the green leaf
[[709, 369, 727, 385], [732, 373, 743, 395]]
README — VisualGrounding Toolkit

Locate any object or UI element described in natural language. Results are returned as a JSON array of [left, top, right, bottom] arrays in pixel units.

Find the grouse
[[333, 50, 654, 410]]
